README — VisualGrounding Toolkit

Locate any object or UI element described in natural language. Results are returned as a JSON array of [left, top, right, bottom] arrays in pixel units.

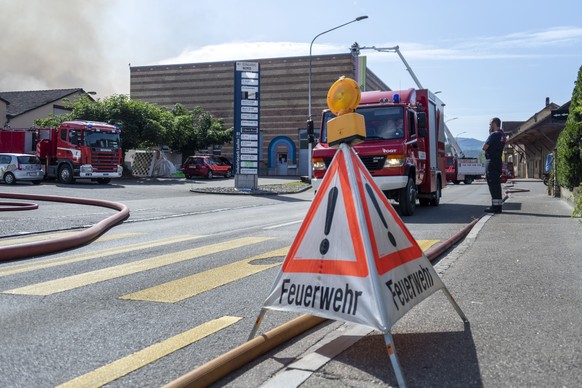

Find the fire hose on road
[[0, 192, 129, 261]]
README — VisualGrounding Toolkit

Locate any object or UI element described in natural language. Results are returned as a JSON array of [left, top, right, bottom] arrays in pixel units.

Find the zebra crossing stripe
[[0, 235, 202, 278], [3, 237, 271, 296], [121, 246, 289, 303], [417, 240, 439, 252], [0, 232, 140, 247], [56, 316, 242, 388]]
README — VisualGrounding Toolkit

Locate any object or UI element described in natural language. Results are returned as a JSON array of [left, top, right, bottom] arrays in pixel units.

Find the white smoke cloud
[[0, 0, 114, 93]]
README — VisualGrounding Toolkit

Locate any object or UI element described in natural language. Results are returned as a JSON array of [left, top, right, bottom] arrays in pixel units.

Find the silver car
[[0, 153, 44, 185]]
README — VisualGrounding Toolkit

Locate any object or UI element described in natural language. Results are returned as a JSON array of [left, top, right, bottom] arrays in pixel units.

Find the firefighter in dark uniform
[[482, 117, 506, 213]]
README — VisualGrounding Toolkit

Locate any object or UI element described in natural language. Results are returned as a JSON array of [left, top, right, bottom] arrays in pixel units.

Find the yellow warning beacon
[[326, 76, 366, 148]]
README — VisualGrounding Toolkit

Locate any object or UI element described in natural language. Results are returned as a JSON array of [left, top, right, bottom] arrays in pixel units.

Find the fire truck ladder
[[351, 43, 466, 157]]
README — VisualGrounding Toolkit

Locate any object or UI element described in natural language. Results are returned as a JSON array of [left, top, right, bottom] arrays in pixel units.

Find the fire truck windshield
[[83, 130, 121, 150], [321, 106, 404, 143]]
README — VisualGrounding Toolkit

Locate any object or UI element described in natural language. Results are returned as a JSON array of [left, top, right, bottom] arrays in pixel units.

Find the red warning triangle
[[281, 145, 424, 278], [258, 142, 467, 388], [262, 143, 449, 333], [281, 148, 369, 277]]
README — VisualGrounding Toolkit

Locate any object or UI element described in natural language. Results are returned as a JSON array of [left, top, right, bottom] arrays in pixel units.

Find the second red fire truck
[[0, 120, 123, 184], [312, 88, 446, 216]]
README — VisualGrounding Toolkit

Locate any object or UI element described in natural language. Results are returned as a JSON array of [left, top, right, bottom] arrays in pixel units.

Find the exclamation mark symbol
[[320, 187, 338, 255], [365, 183, 397, 247]]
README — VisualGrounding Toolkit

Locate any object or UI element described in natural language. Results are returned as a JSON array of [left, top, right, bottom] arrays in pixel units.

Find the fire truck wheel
[[464, 177, 473, 184], [3, 172, 16, 185], [430, 177, 441, 206], [399, 177, 417, 216], [58, 165, 75, 184], [453, 180, 461, 185]]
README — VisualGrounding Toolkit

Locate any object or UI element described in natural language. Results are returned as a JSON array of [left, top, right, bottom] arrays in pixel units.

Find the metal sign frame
[[233, 62, 260, 189]]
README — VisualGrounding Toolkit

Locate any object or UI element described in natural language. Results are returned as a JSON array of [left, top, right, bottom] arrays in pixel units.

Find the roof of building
[[130, 52, 354, 71], [506, 100, 568, 149], [0, 88, 85, 118], [502, 121, 525, 135]]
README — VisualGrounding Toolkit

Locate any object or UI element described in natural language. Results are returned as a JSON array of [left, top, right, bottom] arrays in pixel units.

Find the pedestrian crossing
[[3, 237, 270, 296], [121, 246, 289, 303], [0, 231, 440, 387], [0, 234, 199, 277]]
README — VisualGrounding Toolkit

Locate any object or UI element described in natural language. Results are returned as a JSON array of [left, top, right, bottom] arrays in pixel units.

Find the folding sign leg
[[383, 332, 407, 388], [441, 288, 469, 324], [247, 308, 267, 341]]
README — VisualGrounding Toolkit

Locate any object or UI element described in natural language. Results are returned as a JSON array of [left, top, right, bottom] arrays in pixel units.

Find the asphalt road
[[222, 180, 582, 388], [0, 177, 501, 387]]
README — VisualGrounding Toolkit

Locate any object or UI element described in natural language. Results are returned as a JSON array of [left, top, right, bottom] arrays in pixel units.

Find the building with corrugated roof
[[130, 53, 389, 176], [505, 98, 570, 179]]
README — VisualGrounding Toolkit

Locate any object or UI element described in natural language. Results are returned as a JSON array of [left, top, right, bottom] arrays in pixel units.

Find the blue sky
[[1, 0, 581, 140]]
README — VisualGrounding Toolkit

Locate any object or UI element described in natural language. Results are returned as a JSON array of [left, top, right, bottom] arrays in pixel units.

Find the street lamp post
[[307, 15, 368, 181], [444, 117, 463, 157]]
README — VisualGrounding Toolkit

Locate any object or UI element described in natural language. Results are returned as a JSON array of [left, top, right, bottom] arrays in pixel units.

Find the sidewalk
[[225, 181, 582, 387]]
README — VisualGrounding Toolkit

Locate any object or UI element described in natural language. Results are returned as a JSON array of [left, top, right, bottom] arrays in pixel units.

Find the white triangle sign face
[[262, 144, 447, 332], [350, 152, 446, 327]]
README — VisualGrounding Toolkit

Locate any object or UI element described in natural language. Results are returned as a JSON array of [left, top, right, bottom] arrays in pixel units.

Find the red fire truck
[[312, 88, 446, 216], [0, 120, 123, 184]]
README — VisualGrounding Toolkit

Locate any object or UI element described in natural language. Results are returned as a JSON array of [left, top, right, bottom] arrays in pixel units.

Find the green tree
[[34, 95, 232, 155], [556, 65, 582, 190]]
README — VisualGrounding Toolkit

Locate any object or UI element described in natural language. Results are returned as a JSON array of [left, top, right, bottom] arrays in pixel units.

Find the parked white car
[[0, 153, 44, 185]]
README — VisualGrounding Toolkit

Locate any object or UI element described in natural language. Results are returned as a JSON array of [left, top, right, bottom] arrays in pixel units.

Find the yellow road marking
[[122, 240, 437, 304], [418, 239, 439, 252], [122, 246, 289, 303], [3, 237, 270, 295], [0, 232, 140, 247], [57, 316, 242, 388], [0, 235, 202, 278]]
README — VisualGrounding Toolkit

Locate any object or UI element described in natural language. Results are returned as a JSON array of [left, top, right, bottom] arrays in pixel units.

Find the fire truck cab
[[312, 88, 446, 216]]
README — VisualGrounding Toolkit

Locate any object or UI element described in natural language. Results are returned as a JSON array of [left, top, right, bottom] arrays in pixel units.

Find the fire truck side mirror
[[417, 112, 427, 129], [417, 112, 427, 137]]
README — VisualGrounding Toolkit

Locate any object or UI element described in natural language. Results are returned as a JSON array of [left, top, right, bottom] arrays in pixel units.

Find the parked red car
[[182, 155, 232, 179]]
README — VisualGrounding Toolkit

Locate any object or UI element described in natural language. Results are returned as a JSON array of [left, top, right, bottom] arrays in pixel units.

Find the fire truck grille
[[323, 155, 386, 171], [91, 151, 119, 172], [359, 155, 386, 170]]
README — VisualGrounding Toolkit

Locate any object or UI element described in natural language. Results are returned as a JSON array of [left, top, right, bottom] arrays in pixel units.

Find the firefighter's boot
[[484, 199, 503, 214]]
